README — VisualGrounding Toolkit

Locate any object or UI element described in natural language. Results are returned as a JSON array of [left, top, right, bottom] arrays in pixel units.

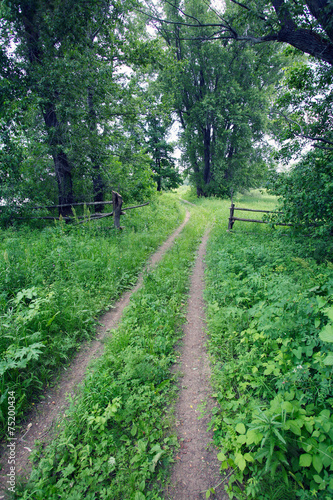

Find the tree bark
[[203, 126, 212, 186], [268, 0, 333, 65], [229, 0, 333, 65], [88, 88, 105, 212], [43, 103, 74, 217]]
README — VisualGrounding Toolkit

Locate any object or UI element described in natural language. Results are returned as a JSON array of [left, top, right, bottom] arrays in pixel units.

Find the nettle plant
[[205, 230, 333, 499]]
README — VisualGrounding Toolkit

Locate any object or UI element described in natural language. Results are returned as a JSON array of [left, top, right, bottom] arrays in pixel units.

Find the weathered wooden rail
[[16, 191, 149, 229], [228, 203, 292, 230]]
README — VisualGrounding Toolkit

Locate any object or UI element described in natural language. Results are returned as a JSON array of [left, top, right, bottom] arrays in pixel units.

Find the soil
[[165, 230, 228, 500], [0, 212, 190, 497]]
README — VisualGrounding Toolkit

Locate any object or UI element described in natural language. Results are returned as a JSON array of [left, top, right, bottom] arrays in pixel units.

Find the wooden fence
[[228, 202, 292, 230], [16, 191, 149, 229]]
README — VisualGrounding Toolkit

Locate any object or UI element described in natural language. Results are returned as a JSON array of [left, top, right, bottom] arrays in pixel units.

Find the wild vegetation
[[0, 196, 185, 436], [204, 192, 333, 499]]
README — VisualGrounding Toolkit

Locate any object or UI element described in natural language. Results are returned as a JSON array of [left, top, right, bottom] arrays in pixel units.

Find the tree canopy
[[0, 0, 332, 230]]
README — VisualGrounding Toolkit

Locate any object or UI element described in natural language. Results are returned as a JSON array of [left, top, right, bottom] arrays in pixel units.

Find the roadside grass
[[14, 204, 209, 500], [0, 194, 185, 436], [204, 195, 333, 499]]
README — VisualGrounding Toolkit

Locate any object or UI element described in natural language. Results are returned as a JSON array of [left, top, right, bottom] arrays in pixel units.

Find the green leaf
[[244, 453, 254, 462], [299, 454, 312, 467], [235, 423, 246, 434], [319, 324, 333, 343], [217, 452, 227, 461], [324, 354, 333, 365], [313, 455, 323, 473], [235, 453, 246, 471], [281, 401, 294, 412], [131, 424, 138, 436], [313, 475, 323, 484], [317, 297, 328, 309], [288, 420, 302, 436], [246, 429, 263, 445], [324, 306, 333, 322]]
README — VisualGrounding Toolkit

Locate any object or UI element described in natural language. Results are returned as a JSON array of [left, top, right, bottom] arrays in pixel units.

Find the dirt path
[[166, 229, 228, 500], [0, 212, 190, 497]]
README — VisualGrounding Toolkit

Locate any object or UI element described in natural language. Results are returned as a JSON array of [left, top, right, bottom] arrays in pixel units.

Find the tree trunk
[[21, 3, 74, 217], [203, 126, 212, 186], [53, 153, 74, 216], [43, 103, 74, 217], [156, 158, 162, 191], [269, 0, 333, 65], [88, 88, 105, 212], [92, 170, 105, 212]]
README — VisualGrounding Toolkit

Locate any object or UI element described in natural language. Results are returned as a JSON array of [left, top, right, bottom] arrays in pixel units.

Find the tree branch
[[279, 111, 333, 150]]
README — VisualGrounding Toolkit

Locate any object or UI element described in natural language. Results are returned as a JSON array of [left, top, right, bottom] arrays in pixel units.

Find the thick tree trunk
[[43, 103, 74, 217], [53, 152, 74, 216], [269, 0, 333, 65], [196, 185, 205, 197], [203, 127, 212, 186], [22, 3, 74, 217]]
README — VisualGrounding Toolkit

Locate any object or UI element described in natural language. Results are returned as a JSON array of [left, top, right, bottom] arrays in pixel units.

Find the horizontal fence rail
[[10, 192, 149, 230], [228, 203, 292, 230]]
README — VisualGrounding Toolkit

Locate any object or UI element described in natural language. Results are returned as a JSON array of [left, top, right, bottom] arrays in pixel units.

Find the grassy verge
[[0, 194, 185, 436], [204, 194, 333, 499], [15, 205, 208, 500]]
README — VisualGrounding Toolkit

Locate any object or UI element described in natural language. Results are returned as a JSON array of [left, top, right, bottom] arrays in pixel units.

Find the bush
[[267, 151, 333, 249]]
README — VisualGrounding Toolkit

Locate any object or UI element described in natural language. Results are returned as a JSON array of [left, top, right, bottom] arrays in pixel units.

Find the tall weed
[[205, 223, 333, 499], [0, 195, 185, 434]]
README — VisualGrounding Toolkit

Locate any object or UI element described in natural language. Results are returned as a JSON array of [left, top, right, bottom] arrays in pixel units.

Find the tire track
[[0, 211, 191, 496], [166, 229, 228, 500]]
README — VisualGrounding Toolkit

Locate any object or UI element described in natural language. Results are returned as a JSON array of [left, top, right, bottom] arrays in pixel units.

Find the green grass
[[4, 188, 332, 499], [204, 194, 333, 499], [15, 203, 208, 500], [0, 194, 185, 435]]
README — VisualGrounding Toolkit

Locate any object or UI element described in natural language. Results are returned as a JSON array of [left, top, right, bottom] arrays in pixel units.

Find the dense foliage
[[267, 152, 333, 251], [0, 196, 184, 435], [0, 0, 177, 216], [205, 212, 333, 499], [152, 0, 279, 197]]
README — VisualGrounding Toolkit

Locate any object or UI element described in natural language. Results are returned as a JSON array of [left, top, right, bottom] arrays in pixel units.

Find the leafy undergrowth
[[0, 195, 185, 436], [15, 207, 208, 500], [205, 211, 333, 499]]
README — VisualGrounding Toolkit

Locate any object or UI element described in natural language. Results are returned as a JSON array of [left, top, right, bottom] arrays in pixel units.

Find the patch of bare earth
[[0, 212, 190, 497], [165, 230, 228, 500]]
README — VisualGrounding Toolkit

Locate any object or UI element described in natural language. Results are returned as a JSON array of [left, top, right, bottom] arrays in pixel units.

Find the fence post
[[112, 191, 123, 229], [228, 202, 235, 230]]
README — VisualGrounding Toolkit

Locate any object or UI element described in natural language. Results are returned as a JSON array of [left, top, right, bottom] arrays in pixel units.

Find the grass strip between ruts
[[16, 207, 208, 500]]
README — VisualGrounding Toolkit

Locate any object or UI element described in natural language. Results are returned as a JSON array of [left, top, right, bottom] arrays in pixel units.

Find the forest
[[0, 1, 333, 499]]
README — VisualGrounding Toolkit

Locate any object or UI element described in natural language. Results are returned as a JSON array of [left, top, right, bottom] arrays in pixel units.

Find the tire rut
[[165, 229, 228, 500], [0, 212, 191, 496]]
